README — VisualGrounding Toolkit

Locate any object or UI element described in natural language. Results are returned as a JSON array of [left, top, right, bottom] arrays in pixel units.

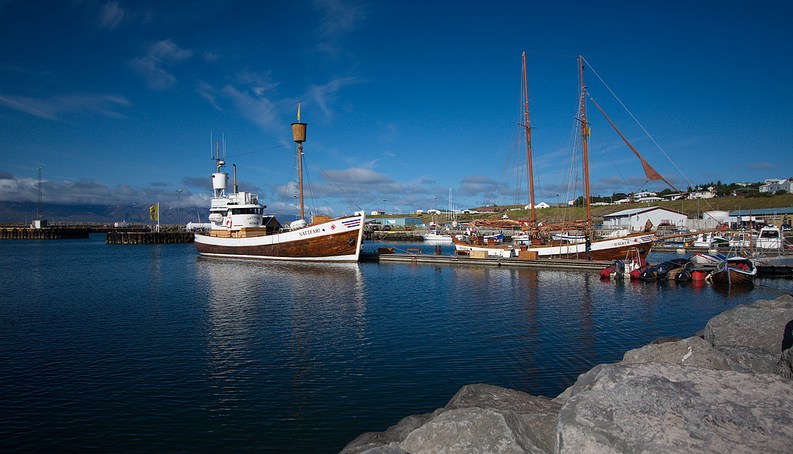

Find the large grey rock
[[702, 297, 793, 374], [443, 384, 560, 453], [704, 297, 793, 353], [557, 362, 793, 453], [342, 384, 560, 454], [401, 384, 560, 454], [341, 414, 429, 454], [621, 335, 730, 370]]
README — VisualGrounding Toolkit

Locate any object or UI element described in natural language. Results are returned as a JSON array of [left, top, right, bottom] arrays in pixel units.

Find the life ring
[[226, 217, 232, 228]]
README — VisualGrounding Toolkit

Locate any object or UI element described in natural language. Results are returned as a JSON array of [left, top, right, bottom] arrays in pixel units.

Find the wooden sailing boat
[[194, 106, 366, 261], [455, 54, 659, 260]]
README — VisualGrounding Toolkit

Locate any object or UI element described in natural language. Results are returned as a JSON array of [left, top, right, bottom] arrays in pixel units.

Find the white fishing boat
[[422, 230, 453, 244], [692, 232, 729, 248], [194, 108, 365, 262], [728, 226, 786, 250]]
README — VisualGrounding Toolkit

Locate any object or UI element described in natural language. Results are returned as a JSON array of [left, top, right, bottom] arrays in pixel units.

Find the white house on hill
[[759, 178, 792, 194], [689, 186, 716, 199], [602, 206, 688, 232]]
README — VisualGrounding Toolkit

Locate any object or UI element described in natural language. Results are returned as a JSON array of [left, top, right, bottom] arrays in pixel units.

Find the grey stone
[[775, 347, 793, 378], [438, 384, 560, 454], [557, 362, 793, 453], [401, 407, 539, 454], [717, 345, 780, 374], [343, 384, 560, 454], [341, 414, 430, 454], [703, 302, 793, 356], [621, 335, 730, 370]]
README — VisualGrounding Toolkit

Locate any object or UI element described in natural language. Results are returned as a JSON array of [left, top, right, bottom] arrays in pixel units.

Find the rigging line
[[581, 56, 693, 191]]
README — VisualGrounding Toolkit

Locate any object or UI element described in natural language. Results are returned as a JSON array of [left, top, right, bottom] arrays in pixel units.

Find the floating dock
[[106, 231, 194, 244], [360, 251, 609, 271]]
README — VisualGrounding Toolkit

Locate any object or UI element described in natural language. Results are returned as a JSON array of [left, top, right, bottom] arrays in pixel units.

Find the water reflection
[[196, 258, 365, 422]]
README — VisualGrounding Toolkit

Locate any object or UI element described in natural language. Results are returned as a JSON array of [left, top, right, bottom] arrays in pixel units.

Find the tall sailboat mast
[[578, 55, 592, 230], [291, 104, 307, 220], [522, 52, 536, 229]]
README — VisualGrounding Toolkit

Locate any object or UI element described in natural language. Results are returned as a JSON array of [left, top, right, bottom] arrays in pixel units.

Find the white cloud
[[308, 77, 360, 117], [222, 85, 279, 132], [0, 93, 130, 121], [98, 1, 125, 30], [131, 40, 194, 90], [313, 0, 366, 56]]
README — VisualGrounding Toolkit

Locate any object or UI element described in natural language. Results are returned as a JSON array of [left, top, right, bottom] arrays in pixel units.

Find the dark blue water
[[1, 235, 791, 452]]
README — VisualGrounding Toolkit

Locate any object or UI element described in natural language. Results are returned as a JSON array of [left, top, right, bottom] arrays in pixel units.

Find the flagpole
[[157, 202, 160, 232]]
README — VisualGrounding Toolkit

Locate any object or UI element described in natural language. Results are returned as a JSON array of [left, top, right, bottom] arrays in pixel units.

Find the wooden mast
[[291, 104, 307, 220], [578, 55, 592, 231], [522, 52, 536, 230]]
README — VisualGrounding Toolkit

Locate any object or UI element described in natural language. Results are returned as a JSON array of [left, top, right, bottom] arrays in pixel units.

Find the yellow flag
[[297, 102, 301, 122], [149, 204, 159, 221]]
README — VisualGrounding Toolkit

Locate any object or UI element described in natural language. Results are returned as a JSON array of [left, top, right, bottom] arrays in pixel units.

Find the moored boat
[[690, 252, 728, 267], [729, 226, 787, 250], [422, 230, 453, 244], [194, 109, 365, 262], [707, 256, 756, 288]]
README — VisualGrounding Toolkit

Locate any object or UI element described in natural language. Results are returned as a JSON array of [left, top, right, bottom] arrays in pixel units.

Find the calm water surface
[[1, 235, 791, 452]]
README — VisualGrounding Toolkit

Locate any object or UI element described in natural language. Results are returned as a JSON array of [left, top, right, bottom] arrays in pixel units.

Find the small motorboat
[[600, 247, 646, 280], [690, 252, 727, 267]]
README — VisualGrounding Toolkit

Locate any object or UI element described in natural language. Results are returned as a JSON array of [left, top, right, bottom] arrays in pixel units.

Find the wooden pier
[[106, 231, 194, 244], [0, 227, 89, 240]]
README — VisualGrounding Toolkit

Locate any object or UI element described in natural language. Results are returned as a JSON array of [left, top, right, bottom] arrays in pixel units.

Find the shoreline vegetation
[[342, 295, 793, 453]]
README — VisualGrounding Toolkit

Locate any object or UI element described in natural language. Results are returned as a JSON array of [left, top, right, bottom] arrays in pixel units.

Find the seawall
[[342, 294, 793, 453]]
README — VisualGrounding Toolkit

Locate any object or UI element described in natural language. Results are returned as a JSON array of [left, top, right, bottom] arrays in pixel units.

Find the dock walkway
[[361, 251, 608, 271]]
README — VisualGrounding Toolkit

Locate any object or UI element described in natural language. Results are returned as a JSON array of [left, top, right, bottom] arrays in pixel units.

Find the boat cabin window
[[229, 208, 261, 215], [761, 230, 779, 238]]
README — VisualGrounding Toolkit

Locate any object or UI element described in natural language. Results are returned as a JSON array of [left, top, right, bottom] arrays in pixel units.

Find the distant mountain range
[[0, 201, 204, 225], [0, 201, 301, 226]]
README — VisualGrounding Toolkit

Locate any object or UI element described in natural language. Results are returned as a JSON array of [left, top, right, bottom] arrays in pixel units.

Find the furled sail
[[587, 93, 682, 193]]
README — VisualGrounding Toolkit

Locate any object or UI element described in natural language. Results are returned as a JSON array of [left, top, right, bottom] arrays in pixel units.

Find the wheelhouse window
[[229, 208, 261, 215]]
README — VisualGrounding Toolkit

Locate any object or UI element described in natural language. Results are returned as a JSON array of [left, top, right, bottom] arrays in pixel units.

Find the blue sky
[[1, 0, 791, 221]]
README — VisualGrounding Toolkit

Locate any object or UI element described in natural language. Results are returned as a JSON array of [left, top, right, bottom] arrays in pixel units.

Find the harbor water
[[2, 235, 791, 452]]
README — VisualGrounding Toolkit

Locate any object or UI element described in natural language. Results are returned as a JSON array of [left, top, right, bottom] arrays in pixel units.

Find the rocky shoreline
[[342, 295, 793, 453]]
